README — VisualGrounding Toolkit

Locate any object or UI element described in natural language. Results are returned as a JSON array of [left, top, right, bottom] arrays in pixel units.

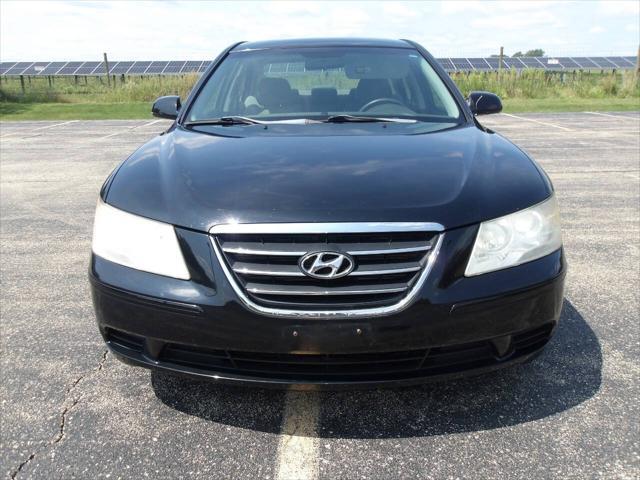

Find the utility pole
[[635, 45, 639, 79], [499, 46, 504, 73], [103, 52, 111, 87]]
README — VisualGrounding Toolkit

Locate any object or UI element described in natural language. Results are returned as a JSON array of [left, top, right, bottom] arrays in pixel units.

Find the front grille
[[212, 228, 440, 310], [105, 328, 144, 353], [153, 323, 555, 382]]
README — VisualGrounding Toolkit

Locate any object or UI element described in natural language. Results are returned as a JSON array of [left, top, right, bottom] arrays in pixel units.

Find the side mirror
[[152, 95, 181, 119], [468, 91, 502, 115]]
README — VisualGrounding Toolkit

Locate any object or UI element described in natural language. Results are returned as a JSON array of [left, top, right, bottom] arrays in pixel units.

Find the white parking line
[[500, 112, 573, 131], [584, 111, 640, 121], [97, 119, 164, 140], [0, 120, 79, 138], [33, 120, 80, 130], [275, 391, 320, 480], [99, 129, 133, 140], [139, 119, 164, 128]]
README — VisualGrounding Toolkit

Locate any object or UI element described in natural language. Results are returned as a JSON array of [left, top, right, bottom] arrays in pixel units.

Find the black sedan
[[90, 38, 566, 388]]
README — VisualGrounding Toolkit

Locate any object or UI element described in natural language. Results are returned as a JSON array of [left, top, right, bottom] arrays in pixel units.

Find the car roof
[[232, 38, 413, 51]]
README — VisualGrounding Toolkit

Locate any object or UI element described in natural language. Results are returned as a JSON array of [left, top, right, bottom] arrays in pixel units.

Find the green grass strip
[[1, 98, 638, 121]]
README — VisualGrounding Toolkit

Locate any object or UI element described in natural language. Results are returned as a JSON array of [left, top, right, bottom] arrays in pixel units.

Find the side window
[[188, 59, 240, 120], [417, 58, 460, 117], [222, 63, 247, 114], [430, 89, 448, 115], [396, 78, 412, 109], [403, 71, 427, 112]]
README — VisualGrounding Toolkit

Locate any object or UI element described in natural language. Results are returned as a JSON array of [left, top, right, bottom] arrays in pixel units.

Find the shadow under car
[[151, 300, 601, 439]]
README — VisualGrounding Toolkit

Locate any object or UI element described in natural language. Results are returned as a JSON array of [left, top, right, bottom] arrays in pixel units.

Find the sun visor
[[344, 54, 410, 79], [303, 53, 411, 79]]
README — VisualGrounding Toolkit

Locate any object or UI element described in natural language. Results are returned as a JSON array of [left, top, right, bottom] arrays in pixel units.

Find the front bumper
[[90, 224, 566, 389]]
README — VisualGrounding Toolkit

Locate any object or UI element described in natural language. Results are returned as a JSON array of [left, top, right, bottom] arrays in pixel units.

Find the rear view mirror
[[152, 96, 181, 119], [468, 91, 502, 115]]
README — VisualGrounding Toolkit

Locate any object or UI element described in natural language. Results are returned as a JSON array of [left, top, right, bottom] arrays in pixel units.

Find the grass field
[[0, 102, 150, 120], [1, 70, 638, 120], [2, 98, 639, 121]]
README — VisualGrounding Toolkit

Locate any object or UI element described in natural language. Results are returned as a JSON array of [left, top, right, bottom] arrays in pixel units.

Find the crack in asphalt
[[9, 350, 109, 479], [9, 455, 35, 480]]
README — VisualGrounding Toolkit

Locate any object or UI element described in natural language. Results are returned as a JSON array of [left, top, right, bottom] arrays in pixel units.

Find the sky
[[1, 0, 638, 62]]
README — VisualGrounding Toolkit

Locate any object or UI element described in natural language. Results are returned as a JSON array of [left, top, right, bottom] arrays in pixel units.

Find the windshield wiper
[[324, 114, 416, 124], [184, 116, 266, 127], [185, 115, 416, 127]]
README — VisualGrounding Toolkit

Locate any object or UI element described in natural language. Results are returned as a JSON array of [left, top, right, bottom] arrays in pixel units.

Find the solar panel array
[[0, 60, 210, 76], [0, 56, 636, 76]]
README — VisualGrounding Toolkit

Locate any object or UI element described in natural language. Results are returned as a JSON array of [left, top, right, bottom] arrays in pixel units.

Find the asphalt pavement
[[1, 111, 638, 479]]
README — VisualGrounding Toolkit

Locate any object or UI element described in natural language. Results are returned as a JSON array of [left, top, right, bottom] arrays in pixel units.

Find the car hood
[[105, 124, 551, 232]]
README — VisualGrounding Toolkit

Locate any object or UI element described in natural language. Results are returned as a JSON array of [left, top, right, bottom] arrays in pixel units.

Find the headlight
[[465, 195, 562, 276], [91, 200, 190, 280]]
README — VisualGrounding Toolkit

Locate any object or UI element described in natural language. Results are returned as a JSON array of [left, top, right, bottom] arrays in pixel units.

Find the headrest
[[354, 79, 392, 100], [257, 77, 293, 108], [311, 87, 338, 100]]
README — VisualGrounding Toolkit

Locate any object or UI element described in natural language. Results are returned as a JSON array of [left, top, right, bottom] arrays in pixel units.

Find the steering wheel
[[359, 98, 404, 112]]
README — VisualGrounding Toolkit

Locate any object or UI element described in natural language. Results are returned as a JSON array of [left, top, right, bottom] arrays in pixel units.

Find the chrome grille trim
[[231, 263, 422, 277], [247, 286, 408, 296], [350, 266, 421, 276], [209, 223, 444, 319], [211, 222, 444, 235], [348, 245, 432, 255], [233, 266, 304, 277], [224, 247, 307, 256], [222, 244, 432, 256]]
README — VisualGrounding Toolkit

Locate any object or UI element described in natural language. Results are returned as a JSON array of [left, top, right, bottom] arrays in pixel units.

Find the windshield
[[186, 47, 462, 123]]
